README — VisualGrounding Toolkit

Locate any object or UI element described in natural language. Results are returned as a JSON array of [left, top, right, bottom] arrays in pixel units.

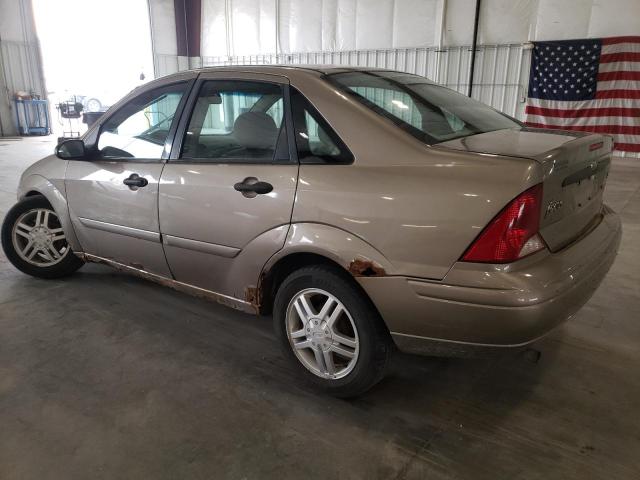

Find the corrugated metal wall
[[156, 43, 532, 121], [0, 40, 48, 136], [156, 44, 640, 158], [0, 0, 47, 136], [148, 0, 640, 158], [0, 40, 46, 97]]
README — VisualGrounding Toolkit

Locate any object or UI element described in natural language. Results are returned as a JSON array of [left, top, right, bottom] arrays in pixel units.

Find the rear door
[[65, 77, 194, 276], [158, 72, 298, 297]]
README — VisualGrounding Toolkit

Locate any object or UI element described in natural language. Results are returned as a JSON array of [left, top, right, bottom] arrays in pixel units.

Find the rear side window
[[326, 71, 519, 144], [290, 88, 353, 164], [180, 80, 289, 163]]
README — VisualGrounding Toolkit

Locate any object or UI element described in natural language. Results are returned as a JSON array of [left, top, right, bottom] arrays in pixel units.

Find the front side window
[[326, 71, 520, 144], [290, 88, 353, 164], [98, 82, 187, 159], [181, 81, 287, 162]]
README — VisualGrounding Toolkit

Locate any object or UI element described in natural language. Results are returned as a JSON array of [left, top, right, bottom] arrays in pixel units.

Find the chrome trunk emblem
[[545, 200, 563, 218]]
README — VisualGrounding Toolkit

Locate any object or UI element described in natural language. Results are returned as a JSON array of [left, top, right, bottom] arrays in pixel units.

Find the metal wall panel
[[183, 0, 640, 59], [0, 40, 47, 136], [189, 43, 532, 120], [0, 41, 45, 96], [151, 0, 639, 157], [158, 42, 637, 157], [0, 40, 45, 99], [392, 0, 439, 49]]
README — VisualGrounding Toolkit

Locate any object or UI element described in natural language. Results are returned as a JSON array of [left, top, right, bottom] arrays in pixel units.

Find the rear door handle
[[123, 173, 148, 188], [234, 177, 273, 196]]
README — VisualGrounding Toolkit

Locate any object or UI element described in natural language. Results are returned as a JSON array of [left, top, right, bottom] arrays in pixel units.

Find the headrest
[[233, 111, 278, 150]]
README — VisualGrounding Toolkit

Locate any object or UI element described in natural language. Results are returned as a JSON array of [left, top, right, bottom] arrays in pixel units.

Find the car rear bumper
[[357, 205, 621, 355]]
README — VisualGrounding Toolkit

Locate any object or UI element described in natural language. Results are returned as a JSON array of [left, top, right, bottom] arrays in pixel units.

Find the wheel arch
[[23, 190, 44, 198], [17, 175, 82, 252], [257, 223, 394, 320], [260, 252, 341, 314]]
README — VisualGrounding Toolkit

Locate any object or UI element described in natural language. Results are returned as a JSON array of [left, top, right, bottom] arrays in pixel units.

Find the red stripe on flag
[[597, 71, 640, 81], [600, 52, 640, 63], [602, 36, 640, 45], [524, 122, 640, 135], [596, 90, 640, 100], [525, 105, 640, 118], [614, 143, 640, 152]]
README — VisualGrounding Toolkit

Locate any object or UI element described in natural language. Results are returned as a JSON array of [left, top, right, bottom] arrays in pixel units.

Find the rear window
[[325, 71, 520, 144]]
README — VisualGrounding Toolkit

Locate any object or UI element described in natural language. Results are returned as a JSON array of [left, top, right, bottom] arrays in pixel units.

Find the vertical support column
[[434, 0, 446, 49], [0, 40, 10, 136], [174, 0, 202, 68], [433, 0, 447, 82], [468, 0, 481, 97]]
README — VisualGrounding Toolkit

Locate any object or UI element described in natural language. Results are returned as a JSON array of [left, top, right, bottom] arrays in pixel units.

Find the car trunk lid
[[438, 127, 613, 252]]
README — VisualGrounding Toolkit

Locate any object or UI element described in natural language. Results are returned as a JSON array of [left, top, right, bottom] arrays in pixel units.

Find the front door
[[65, 79, 192, 276], [158, 74, 298, 299]]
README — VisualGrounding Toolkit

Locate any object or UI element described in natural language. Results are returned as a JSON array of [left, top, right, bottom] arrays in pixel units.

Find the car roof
[[139, 65, 438, 97], [190, 64, 387, 75]]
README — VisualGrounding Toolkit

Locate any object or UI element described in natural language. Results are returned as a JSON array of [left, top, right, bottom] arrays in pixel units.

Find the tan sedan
[[1, 66, 621, 397]]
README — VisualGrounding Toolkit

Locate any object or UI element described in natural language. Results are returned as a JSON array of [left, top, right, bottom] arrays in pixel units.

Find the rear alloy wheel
[[286, 288, 360, 379], [1, 196, 84, 278], [274, 265, 391, 398]]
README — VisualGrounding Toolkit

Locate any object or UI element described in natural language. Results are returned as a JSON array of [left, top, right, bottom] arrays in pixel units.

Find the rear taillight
[[461, 184, 546, 263]]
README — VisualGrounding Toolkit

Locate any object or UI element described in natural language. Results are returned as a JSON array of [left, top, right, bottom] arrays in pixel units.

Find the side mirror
[[55, 139, 86, 160]]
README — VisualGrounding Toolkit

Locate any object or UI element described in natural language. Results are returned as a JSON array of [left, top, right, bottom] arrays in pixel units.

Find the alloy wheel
[[11, 208, 70, 267], [285, 288, 359, 379]]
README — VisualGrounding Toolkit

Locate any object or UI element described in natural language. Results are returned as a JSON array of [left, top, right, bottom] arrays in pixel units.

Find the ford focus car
[[1, 66, 621, 397]]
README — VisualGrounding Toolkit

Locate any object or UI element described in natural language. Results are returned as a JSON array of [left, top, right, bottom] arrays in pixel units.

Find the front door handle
[[234, 177, 273, 197], [123, 173, 148, 188]]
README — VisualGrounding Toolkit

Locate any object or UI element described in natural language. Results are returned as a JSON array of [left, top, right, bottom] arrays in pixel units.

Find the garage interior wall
[[1, 0, 638, 145], [151, 0, 640, 155], [0, 0, 46, 136]]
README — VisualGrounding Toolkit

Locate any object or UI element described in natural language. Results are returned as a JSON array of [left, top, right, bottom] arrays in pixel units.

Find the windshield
[[326, 71, 520, 144]]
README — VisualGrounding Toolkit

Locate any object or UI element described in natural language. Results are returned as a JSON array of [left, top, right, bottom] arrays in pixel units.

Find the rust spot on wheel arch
[[245, 286, 260, 306], [245, 269, 269, 312], [348, 258, 386, 277]]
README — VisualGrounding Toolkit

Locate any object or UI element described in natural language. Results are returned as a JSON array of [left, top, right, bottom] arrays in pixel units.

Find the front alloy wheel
[[12, 208, 69, 266], [1, 195, 84, 278]]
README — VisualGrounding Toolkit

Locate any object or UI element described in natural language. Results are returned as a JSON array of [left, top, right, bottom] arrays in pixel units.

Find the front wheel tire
[[1, 195, 84, 279], [274, 265, 392, 398]]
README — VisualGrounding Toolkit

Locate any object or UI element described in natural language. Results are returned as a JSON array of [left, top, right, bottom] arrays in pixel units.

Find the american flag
[[525, 36, 640, 154]]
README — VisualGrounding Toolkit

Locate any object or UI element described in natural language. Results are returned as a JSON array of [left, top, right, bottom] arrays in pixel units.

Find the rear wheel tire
[[1, 195, 84, 279], [274, 265, 391, 398]]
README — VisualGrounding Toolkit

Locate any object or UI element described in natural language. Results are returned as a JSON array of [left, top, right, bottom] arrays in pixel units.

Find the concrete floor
[[1, 137, 639, 479]]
